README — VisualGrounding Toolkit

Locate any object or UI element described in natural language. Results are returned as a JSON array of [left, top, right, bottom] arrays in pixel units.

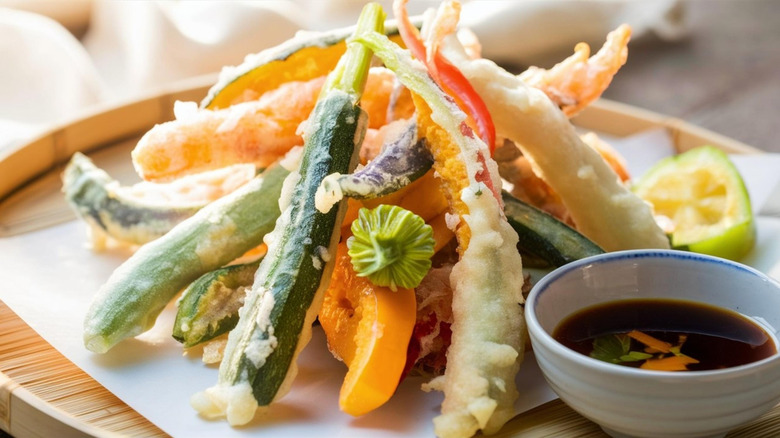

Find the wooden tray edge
[[0, 302, 166, 438], [0, 74, 216, 203], [0, 371, 117, 438]]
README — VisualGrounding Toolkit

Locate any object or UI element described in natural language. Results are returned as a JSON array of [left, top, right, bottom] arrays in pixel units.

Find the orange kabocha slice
[[319, 243, 417, 416]]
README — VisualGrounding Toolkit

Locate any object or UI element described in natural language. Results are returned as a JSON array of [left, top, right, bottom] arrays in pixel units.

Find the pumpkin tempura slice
[[202, 23, 409, 109], [413, 95, 472, 251]]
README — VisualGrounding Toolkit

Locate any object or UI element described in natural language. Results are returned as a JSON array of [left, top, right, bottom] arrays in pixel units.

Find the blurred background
[[1, 0, 778, 153], [599, 0, 779, 153]]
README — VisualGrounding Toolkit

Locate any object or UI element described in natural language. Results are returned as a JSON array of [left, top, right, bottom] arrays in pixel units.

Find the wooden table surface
[[601, 0, 780, 153]]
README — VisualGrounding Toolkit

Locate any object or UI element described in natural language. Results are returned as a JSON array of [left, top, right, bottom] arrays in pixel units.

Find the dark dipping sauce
[[553, 299, 777, 371]]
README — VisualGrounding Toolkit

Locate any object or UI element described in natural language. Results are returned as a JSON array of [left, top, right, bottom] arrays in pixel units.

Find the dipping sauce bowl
[[525, 249, 780, 438]]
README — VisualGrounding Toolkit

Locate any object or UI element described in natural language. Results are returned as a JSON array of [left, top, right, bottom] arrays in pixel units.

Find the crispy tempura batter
[[443, 37, 669, 252], [519, 24, 631, 117], [132, 69, 414, 182], [422, 1, 461, 80], [413, 93, 524, 438], [132, 77, 324, 181], [357, 10, 525, 433], [413, 94, 472, 251], [499, 132, 631, 224]]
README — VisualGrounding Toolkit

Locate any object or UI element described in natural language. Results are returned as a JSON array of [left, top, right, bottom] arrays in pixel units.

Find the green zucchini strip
[[191, 3, 383, 426], [82, 163, 290, 354], [173, 259, 262, 348], [172, 192, 602, 349], [502, 191, 604, 267]]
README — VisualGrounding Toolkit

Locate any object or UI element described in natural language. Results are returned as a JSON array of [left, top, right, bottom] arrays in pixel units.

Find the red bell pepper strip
[[393, 0, 496, 155]]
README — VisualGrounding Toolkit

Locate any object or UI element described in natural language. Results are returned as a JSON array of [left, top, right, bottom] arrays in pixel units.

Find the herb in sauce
[[553, 299, 776, 371]]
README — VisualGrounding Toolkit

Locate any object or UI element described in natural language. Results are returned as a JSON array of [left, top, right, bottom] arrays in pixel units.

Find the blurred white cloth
[[0, 0, 687, 152]]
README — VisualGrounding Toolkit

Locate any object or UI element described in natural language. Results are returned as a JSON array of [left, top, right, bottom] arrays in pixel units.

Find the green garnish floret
[[347, 205, 435, 291]]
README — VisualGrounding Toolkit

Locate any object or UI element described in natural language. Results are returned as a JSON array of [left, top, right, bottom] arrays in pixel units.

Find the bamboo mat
[[0, 78, 777, 437], [0, 303, 165, 437], [2, 296, 780, 437]]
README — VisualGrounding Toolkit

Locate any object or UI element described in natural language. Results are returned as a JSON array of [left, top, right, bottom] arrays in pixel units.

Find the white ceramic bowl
[[525, 249, 780, 438]]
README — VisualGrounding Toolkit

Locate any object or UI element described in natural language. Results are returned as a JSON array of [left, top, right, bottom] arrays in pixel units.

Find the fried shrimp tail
[[519, 24, 631, 117]]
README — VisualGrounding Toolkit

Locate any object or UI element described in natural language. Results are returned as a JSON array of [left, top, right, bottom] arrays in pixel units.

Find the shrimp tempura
[[519, 24, 631, 117]]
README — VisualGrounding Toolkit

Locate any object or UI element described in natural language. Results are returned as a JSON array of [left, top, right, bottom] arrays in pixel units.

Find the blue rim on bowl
[[526, 249, 780, 377]]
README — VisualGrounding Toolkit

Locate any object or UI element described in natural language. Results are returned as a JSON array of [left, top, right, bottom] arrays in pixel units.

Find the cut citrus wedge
[[632, 146, 755, 261], [319, 243, 416, 416]]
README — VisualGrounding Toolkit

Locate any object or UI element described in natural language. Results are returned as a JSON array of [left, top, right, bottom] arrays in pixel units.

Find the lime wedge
[[632, 146, 756, 261]]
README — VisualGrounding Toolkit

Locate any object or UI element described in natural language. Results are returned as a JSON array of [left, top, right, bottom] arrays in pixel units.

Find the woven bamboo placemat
[[2, 298, 780, 437]]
